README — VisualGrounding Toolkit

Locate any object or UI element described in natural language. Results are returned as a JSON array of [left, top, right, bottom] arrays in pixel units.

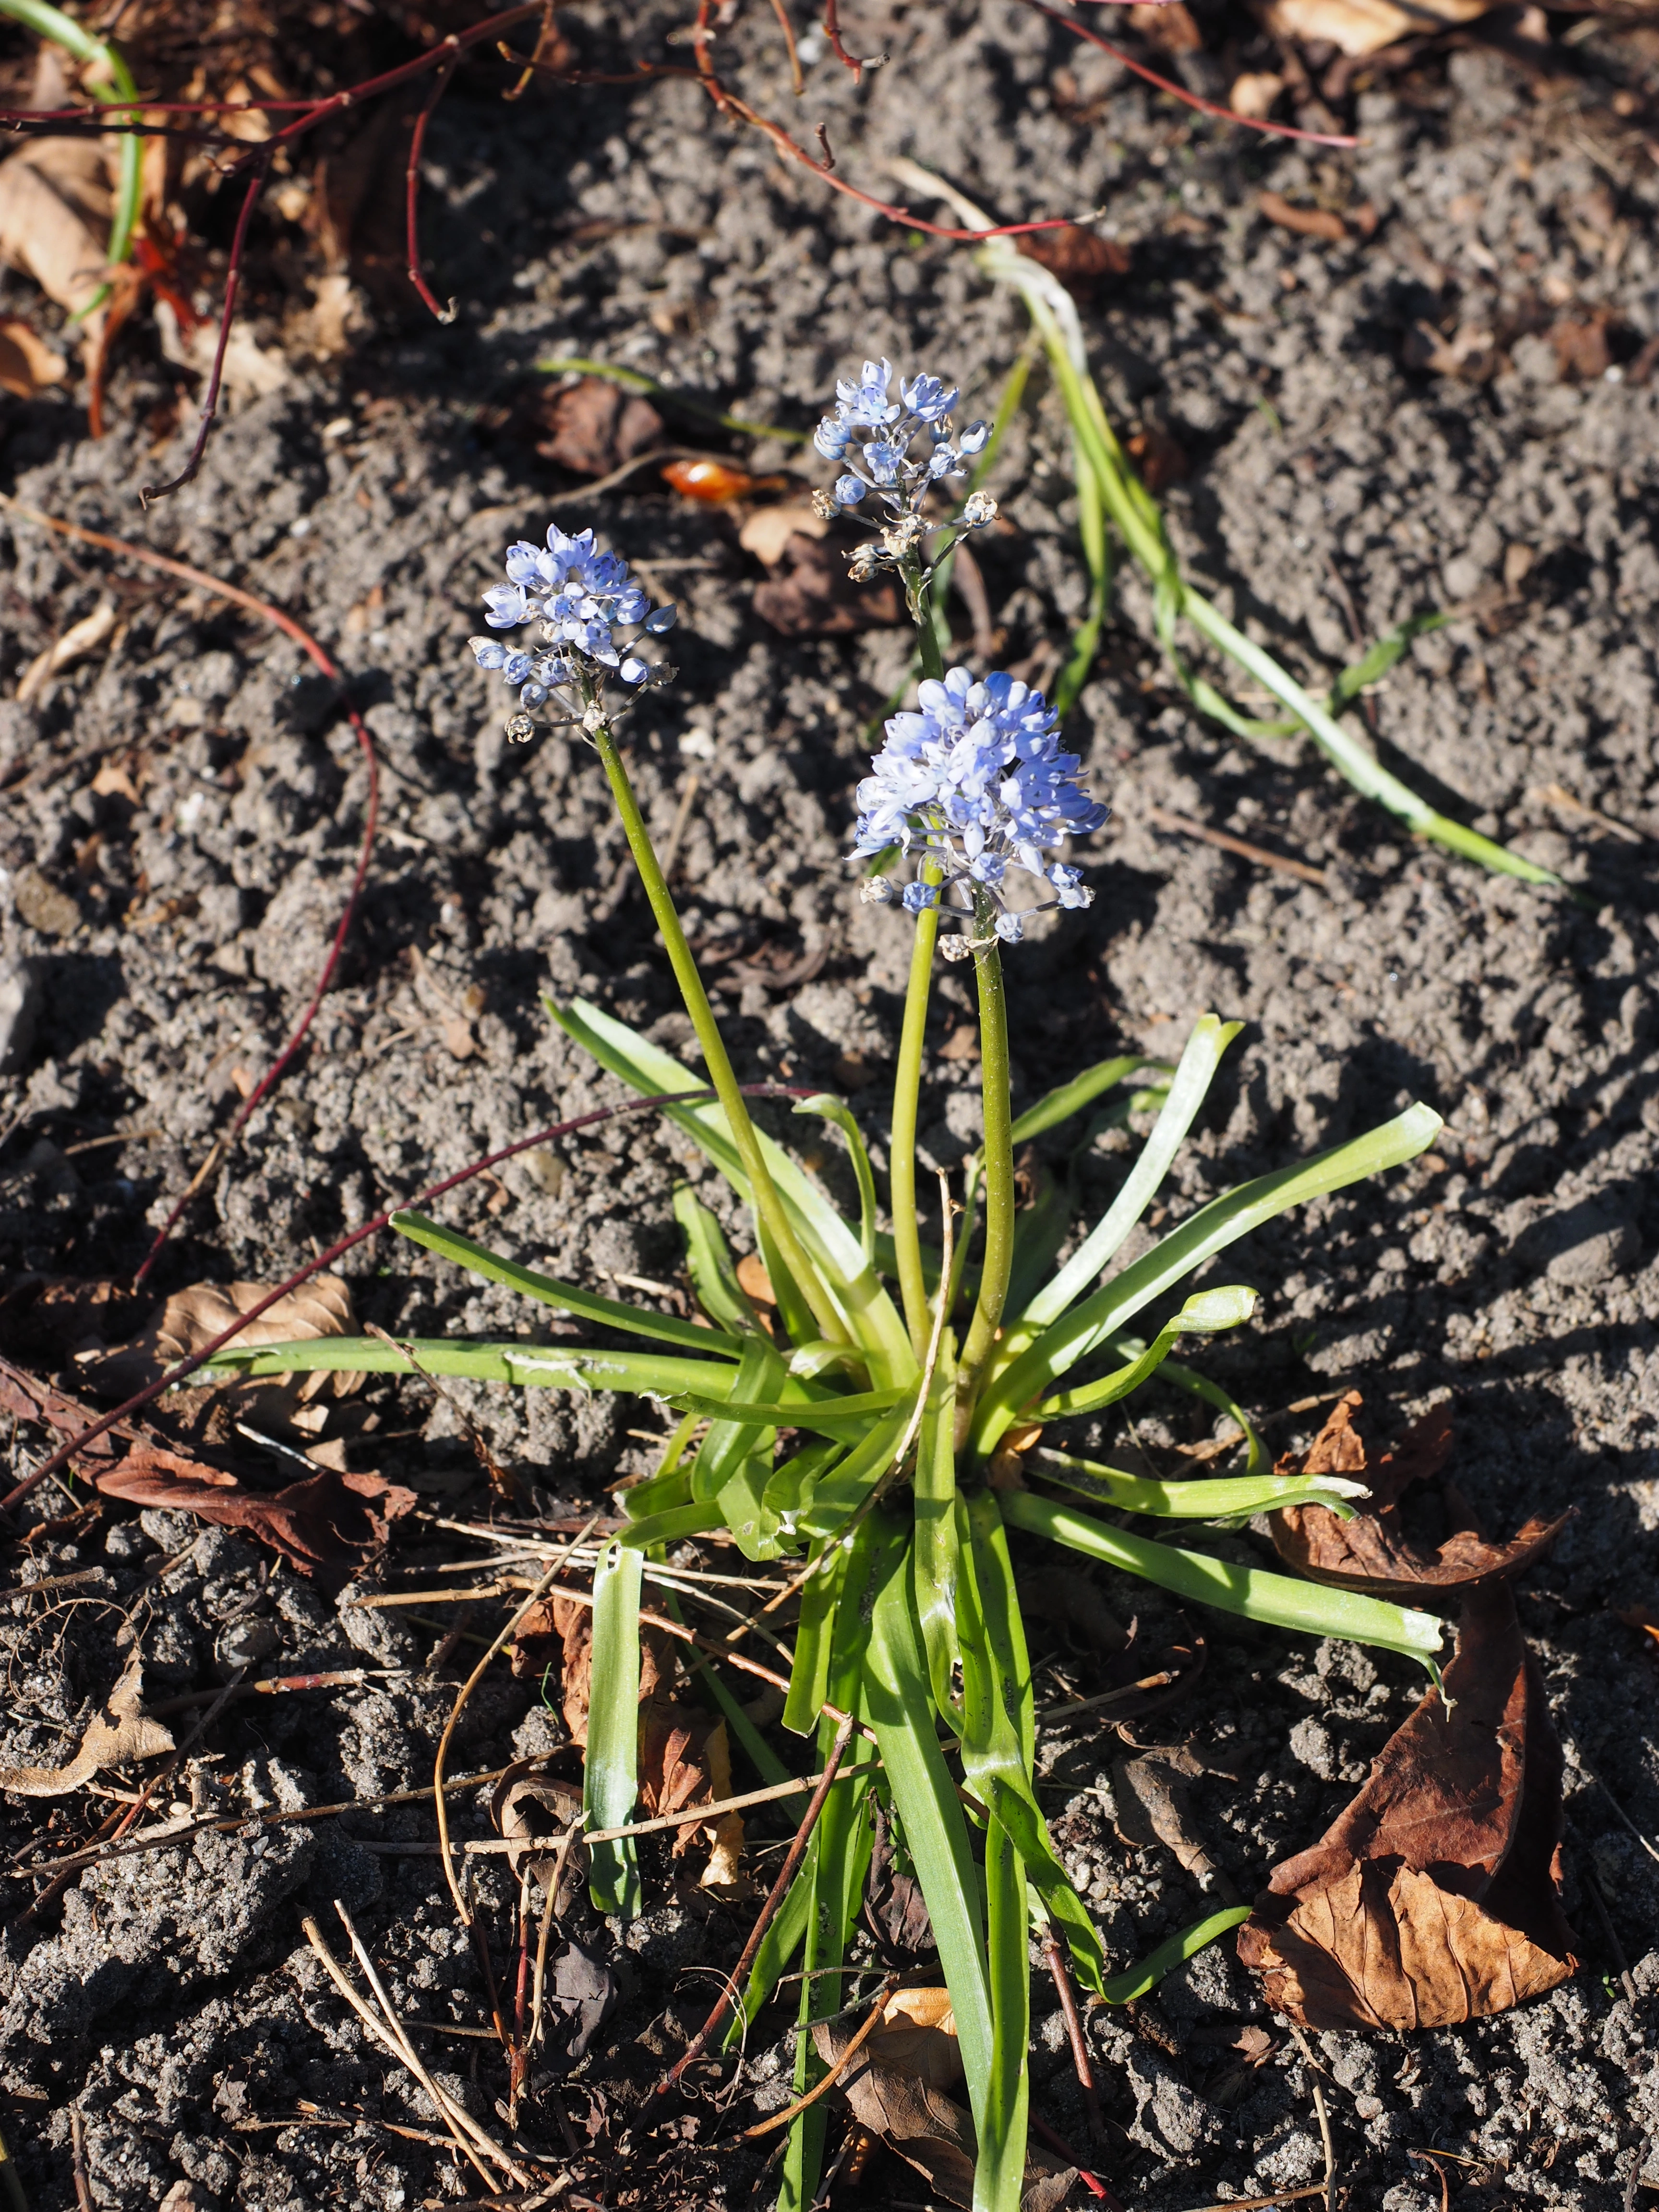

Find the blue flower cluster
[[815, 360, 990, 517], [467, 525, 674, 722], [853, 668, 1108, 943]]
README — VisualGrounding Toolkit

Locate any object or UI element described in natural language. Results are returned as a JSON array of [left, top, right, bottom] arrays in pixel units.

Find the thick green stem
[[890, 864, 942, 1357], [901, 554, 946, 683], [590, 719, 849, 1346], [957, 899, 1014, 1411]]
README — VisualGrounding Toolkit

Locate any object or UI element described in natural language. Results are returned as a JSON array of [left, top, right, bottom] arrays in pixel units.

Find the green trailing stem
[[588, 713, 850, 1347]]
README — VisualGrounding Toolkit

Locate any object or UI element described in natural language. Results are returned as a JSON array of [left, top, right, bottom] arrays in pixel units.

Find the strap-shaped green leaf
[[1033, 1286, 1258, 1422], [392, 1208, 743, 1358], [911, 1334, 962, 1726], [205, 1334, 751, 1400], [995, 1015, 1241, 1370], [1100, 1906, 1252, 2004], [863, 1515, 994, 2147], [548, 996, 914, 1384], [782, 1539, 848, 1737], [795, 1403, 914, 1537], [1152, 1352, 1266, 1477], [1009, 1053, 1163, 1145], [672, 1185, 768, 1339], [1032, 1446, 1367, 1522], [585, 1541, 643, 1915], [793, 1094, 878, 1265], [977, 1098, 1443, 1456], [664, 1383, 906, 1435], [617, 1499, 724, 1551], [1002, 1489, 1444, 1665]]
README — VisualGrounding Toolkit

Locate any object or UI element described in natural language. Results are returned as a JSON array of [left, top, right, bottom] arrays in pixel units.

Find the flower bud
[[859, 875, 897, 906]]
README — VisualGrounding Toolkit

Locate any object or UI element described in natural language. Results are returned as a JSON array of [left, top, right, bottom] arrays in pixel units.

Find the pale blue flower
[[467, 521, 673, 723], [815, 358, 989, 526], [852, 666, 1107, 940], [834, 475, 866, 508]]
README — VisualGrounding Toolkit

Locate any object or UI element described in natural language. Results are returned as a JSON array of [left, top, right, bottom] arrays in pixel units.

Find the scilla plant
[[225, 360, 1446, 2212]]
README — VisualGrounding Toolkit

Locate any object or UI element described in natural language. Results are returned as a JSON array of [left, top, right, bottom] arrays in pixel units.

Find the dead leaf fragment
[[753, 533, 903, 637], [0, 1653, 173, 1798], [0, 315, 66, 398], [510, 1595, 673, 1743], [85, 1277, 363, 1407], [1550, 317, 1611, 383], [493, 1765, 586, 1911], [1229, 71, 1286, 120], [93, 1455, 416, 1578], [0, 137, 112, 329], [543, 1938, 617, 2065], [735, 1253, 776, 1307], [813, 1989, 1073, 2212], [1403, 320, 1501, 383], [16, 599, 117, 705], [1113, 1743, 1241, 1901], [1018, 223, 1131, 303], [1269, 1393, 1570, 1599], [1264, 0, 1494, 55], [1130, 1, 1203, 48], [1238, 1582, 1577, 2028], [532, 376, 663, 475], [1260, 191, 1348, 244], [738, 503, 827, 567], [639, 1696, 750, 1892]]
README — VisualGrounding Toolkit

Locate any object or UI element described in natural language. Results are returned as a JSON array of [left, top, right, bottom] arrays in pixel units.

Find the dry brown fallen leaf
[[1017, 222, 1131, 305], [0, 1652, 173, 1798], [1259, 191, 1348, 244], [1269, 1393, 1570, 1599], [0, 137, 112, 331], [639, 1697, 748, 1893], [813, 1987, 1073, 2212], [491, 1765, 587, 1914], [1112, 1742, 1243, 1903], [0, 314, 66, 398], [1238, 1580, 1577, 2029], [1263, 0, 1494, 55], [93, 1452, 416, 1578], [529, 375, 664, 476], [753, 533, 903, 637], [738, 503, 828, 568], [84, 1276, 364, 1412], [509, 1594, 674, 1740]]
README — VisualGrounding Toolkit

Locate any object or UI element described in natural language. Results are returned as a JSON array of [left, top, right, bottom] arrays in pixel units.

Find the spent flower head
[[854, 667, 1109, 943], [467, 523, 675, 740]]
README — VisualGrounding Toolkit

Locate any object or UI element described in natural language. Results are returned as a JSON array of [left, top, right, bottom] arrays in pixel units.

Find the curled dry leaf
[[0, 1652, 173, 1798], [813, 1986, 1074, 2212], [16, 599, 117, 706], [639, 1697, 749, 1893], [0, 137, 112, 332], [1017, 223, 1131, 305], [738, 503, 828, 568], [1238, 1581, 1577, 2029], [492, 1764, 586, 1914], [0, 315, 66, 399], [84, 1277, 364, 1409], [543, 1939, 617, 2066], [1269, 1393, 1571, 1599], [93, 1453, 416, 1578], [529, 376, 664, 475], [1112, 1742, 1242, 1903]]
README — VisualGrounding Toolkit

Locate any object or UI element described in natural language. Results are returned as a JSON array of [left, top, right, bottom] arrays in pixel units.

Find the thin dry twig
[[436, 1517, 601, 1926], [70, 2105, 93, 2212], [1147, 806, 1331, 891], [742, 1971, 901, 2137], [459, 1760, 880, 1851], [661, 1710, 861, 2090], [1289, 2025, 1337, 2212]]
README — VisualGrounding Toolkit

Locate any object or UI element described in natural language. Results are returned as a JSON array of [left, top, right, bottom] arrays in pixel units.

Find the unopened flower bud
[[962, 490, 998, 529], [860, 874, 897, 906]]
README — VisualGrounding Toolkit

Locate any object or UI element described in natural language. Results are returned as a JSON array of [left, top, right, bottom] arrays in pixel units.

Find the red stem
[[139, 158, 269, 506], [406, 43, 461, 321], [0, 1083, 817, 1518], [1025, 0, 1360, 146], [822, 0, 873, 81]]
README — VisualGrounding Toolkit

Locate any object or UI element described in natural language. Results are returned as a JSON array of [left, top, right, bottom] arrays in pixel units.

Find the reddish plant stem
[[139, 156, 270, 506], [406, 42, 461, 321], [1029, 2115, 1124, 2209], [659, 1710, 858, 2092], [1025, 0, 1359, 146], [1043, 1930, 1106, 2152], [768, 0, 805, 96], [0, 1083, 814, 1518], [822, 0, 874, 81]]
